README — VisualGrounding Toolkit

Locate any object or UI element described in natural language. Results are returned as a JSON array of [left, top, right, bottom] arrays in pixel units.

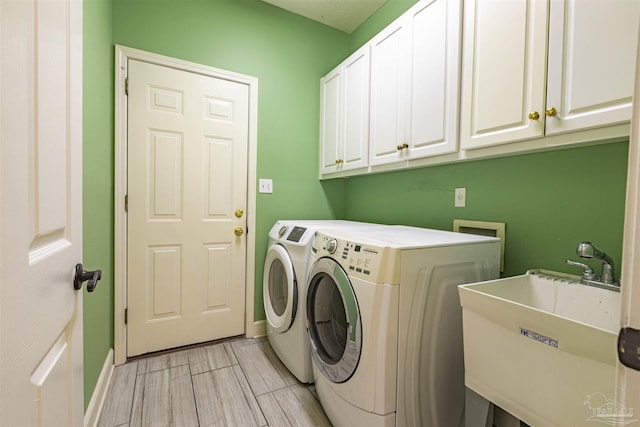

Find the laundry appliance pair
[[262, 220, 389, 384]]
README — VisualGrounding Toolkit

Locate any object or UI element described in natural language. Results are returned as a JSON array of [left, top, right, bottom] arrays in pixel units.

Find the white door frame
[[113, 45, 259, 365]]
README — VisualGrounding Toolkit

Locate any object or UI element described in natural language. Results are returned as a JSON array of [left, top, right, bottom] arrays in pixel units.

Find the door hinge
[[124, 194, 128, 212], [124, 308, 128, 325], [125, 77, 129, 95], [619, 327, 640, 371]]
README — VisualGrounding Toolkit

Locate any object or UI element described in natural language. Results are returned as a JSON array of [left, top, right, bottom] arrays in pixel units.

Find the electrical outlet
[[455, 187, 466, 207], [259, 179, 273, 194]]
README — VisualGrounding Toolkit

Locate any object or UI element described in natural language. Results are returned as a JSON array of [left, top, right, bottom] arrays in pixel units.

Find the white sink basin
[[459, 270, 620, 426]]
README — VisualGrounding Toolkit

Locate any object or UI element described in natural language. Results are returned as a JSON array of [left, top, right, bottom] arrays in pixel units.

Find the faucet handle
[[566, 259, 597, 280]]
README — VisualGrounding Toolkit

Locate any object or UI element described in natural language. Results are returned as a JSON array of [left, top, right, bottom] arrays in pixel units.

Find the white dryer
[[306, 226, 501, 426], [263, 220, 388, 383]]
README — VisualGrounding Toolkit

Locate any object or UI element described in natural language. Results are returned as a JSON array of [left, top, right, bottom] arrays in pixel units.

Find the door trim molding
[[113, 45, 258, 365]]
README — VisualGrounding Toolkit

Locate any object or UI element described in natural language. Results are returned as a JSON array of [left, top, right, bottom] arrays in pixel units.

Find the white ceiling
[[260, 0, 388, 33]]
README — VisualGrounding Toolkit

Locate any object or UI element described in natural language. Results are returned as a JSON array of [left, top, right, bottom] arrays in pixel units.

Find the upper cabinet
[[319, 0, 639, 179], [369, 0, 462, 166], [460, 0, 640, 150], [319, 45, 370, 175], [546, 0, 639, 135]]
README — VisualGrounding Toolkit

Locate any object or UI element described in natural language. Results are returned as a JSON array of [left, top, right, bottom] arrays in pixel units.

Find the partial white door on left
[[1, 0, 84, 425], [127, 60, 249, 356]]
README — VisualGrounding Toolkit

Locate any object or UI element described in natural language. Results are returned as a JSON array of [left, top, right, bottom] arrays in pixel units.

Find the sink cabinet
[[319, 45, 370, 175], [460, 0, 640, 150]]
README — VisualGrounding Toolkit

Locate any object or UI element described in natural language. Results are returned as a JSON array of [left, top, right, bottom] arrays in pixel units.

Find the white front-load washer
[[306, 226, 501, 426], [263, 220, 389, 383]]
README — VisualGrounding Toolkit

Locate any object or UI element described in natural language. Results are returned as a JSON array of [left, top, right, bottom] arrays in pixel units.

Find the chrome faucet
[[566, 241, 619, 291]]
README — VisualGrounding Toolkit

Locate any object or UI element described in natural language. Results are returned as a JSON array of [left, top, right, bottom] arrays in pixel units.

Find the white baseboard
[[84, 348, 114, 427], [251, 320, 266, 338]]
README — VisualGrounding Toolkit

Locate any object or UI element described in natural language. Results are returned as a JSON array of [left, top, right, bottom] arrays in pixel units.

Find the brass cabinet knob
[[528, 111, 540, 120], [335, 159, 344, 164], [234, 209, 244, 218], [234, 227, 244, 236], [546, 107, 557, 117], [396, 143, 409, 151]]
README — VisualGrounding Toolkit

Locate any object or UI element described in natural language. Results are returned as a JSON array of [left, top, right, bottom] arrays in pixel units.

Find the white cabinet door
[[546, 0, 640, 135], [369, 19, 410, 166], [319, 46, 370, 175], [460, 0, 548, 150], [407, 0, 462, 159], [342, 46, 370, 171], [319, 66, 342, 175]]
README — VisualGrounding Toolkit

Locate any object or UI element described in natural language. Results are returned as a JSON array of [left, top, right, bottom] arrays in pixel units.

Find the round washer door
[[306, 257, 362, 383], [263, 244, 297, 333]]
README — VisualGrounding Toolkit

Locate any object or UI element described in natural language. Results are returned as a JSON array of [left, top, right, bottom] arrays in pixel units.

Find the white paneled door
[[127, 60, 249, 357], [1, 0, 84, 425]]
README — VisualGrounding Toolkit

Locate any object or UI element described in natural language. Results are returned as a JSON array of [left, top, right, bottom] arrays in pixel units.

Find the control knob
[[326, 239, 338, 254]]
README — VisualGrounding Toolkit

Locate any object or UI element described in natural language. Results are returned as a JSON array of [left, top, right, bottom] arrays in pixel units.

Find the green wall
[[344, 142, 628, 279], [83, 0, 114, 409]]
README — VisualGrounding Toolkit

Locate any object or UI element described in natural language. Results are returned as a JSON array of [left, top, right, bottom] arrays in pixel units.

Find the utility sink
[[459, 270, 621, 426]]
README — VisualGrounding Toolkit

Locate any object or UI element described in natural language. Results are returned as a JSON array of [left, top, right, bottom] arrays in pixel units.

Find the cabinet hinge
[[124, 308, 128, 325], [125, 77, 129, 95], [124, 194, 128, 212]]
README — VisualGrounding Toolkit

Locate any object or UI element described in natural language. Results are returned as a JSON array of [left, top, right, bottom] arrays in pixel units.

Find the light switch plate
[[259, 179, 273, 194]]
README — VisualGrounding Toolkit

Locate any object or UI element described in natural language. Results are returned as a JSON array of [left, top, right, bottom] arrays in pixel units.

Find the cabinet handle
[[528, 111, 540, 120], [234, 227, 244, 236], [335, 159, 343, 164], [396, 143, 409, 151], [546, 107, 557, 117]]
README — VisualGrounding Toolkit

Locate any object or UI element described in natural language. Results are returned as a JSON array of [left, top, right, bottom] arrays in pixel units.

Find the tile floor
[[97, 337, 332, 427]]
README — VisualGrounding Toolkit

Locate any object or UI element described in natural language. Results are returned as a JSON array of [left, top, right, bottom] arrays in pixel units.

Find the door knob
[[74, 263, 102, 292], [234, 227, 244, 236], [235, 209, 244, 218]]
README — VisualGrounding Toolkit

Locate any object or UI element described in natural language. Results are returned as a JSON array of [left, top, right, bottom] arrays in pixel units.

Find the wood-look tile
[[137, 350, 189, 374], [229, 337, 266, 350], [234, 340, 297, 396], [99, 338, 328, 427], [141, 365, 198, 427], [97, 361, 138, 427], [231, 365, 267, 426], [258, 384, 331, 427], [128, 374, 145, 427], [192, 366, 266, 427], [188, 342, 237, 375], [258, 340, 300, 386]]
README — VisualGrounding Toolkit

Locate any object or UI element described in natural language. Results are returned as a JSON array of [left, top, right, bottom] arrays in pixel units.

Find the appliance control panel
[[313, 231, 388, 282]]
